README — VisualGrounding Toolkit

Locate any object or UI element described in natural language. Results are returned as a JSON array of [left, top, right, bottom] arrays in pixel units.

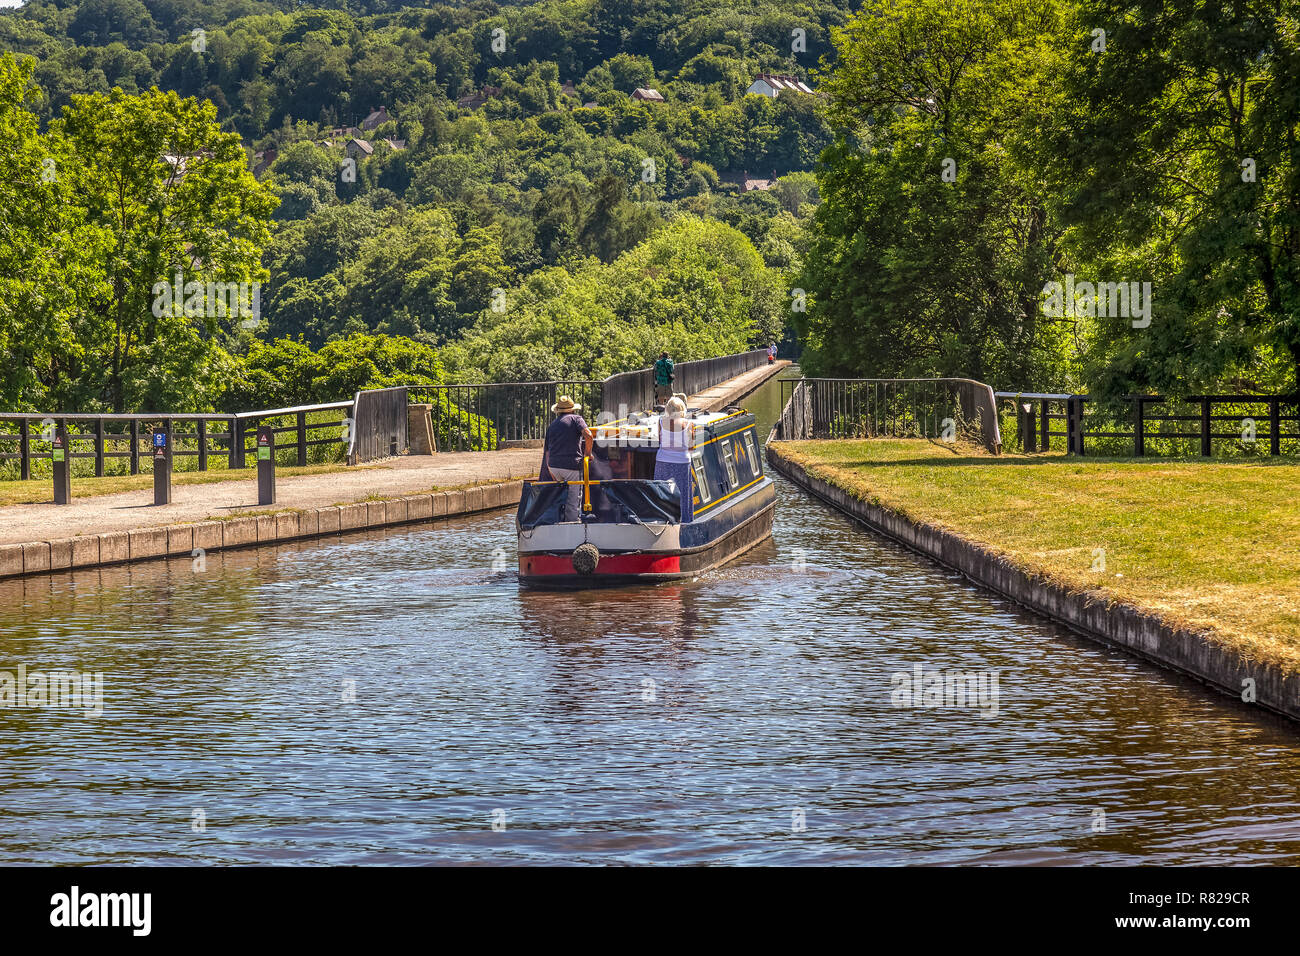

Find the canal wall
[[0, 480, 526, 580], [765, 442, 1300, 724]]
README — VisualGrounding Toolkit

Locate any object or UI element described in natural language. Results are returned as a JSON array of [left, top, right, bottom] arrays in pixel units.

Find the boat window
[[743, 432, 760, 474], [690, 452, 711, 504], [721, 444, 738, 488]]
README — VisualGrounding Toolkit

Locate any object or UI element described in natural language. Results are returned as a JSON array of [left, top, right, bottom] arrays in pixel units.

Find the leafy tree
[[50, 86, 278, 411], [797, 0, 1072, 389], [1036, 0, 1300, 397]]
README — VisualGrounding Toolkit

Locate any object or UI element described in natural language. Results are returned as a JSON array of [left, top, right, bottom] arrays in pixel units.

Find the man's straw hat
[[551, 395, 581, 413]]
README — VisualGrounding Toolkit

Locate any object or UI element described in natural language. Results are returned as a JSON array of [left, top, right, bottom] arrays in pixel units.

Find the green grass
[[779, 438, 1300, 673]]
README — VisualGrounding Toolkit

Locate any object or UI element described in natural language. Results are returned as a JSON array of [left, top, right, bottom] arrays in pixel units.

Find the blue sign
[[153, 432, 166, 447]]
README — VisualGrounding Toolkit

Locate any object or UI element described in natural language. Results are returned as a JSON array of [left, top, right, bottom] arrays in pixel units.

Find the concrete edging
[[0, 480, 525, 580], [766, 442, 1300, 723]]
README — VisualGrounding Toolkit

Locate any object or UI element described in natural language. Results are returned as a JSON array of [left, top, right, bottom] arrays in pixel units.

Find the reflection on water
[[1, 371, 1299, 864]]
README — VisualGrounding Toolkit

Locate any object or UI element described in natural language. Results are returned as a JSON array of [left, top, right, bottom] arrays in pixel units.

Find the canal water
[[2, 372, 1299, 865]]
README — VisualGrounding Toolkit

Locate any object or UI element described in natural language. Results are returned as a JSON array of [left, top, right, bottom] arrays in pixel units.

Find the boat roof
[[594, 407, 754, 448]]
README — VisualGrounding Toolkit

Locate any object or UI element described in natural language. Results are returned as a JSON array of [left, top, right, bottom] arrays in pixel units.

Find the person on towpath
[[654, 351, 675, 404]]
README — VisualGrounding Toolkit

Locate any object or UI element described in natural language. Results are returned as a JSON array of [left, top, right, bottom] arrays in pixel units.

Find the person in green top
[[654, 351, 675, 404]]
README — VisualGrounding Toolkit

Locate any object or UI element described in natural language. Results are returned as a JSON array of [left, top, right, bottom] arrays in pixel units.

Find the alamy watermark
[[151, 271, 261, 326], [0, 664, 103, 717], [890, 663, 999, 717], [1041, 274, 1151, 328]]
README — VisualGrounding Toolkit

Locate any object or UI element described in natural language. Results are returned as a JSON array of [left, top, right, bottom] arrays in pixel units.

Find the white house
[[745, 73, 814, 97]]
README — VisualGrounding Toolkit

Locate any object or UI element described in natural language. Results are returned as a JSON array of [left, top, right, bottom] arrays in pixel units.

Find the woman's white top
[[658, 416, 691, 464]]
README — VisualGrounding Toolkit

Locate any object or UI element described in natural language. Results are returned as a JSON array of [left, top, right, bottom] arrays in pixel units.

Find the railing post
[[94, 418, 105, 477], [1066, 397, 1082, 455], [229, 416, 241, 469], [296, 410, 307, 466], [1021, 403, 1036, 453], [1200, 398, 1212, 457], [19, 418, 30, 481], [198, 419, 208, 471], [130, 419, 139, 474], [1040, 400, 1049, 451], [1270, 399, 1280, 456], [1134, 398, 1144, 457]]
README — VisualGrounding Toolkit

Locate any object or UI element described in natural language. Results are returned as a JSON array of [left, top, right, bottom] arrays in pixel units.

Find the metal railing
[[602, 348, 770, 415], [776, 378, 1003, 454], [414, 349, 772, 452], [408, 381, 602, 452], [0, 395, 381, 479], [995, 392, 1300, 456]]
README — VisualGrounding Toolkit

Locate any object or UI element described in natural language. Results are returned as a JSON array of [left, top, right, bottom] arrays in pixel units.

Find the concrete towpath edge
[[765, 441, 1300, 724], [0, 479, 525, 582]]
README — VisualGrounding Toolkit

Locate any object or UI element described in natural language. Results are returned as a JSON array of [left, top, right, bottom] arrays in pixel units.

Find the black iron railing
[[995, 392, 1300, 456]]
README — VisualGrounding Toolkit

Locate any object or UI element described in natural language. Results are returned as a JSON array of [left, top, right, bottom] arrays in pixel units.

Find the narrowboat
[[516, 406, 776, 587]]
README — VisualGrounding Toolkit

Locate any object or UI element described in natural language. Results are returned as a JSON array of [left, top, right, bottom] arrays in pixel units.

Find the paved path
[[0, 361, 789, 547], [691, 360, 791, 411], [0, 450, 540, 545]]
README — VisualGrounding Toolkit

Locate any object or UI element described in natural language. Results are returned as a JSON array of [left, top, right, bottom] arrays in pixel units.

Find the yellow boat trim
[[695, 423, 751, 449], [693, 474, 764, 515]]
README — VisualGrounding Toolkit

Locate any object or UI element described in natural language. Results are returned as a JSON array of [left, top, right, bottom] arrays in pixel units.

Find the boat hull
[[518, 480, 775, 588]]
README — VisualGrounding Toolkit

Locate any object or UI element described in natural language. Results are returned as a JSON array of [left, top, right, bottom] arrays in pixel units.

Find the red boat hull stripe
[[520, 553, 682, 576]]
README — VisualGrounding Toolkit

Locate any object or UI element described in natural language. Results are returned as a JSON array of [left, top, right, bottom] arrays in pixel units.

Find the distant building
[[631, 88, 664, 103], [741, 169, 777, 191], [580, 101, 598, 109], [456, 86, 501, 110], [345, 138, 374, 158], [745, 73, 814, 97], [381, 138, 406, 151], [328, 126, 361, 142], [250, 147, 277, 179], [561, 80, 577, 96], [360, 107, 391, 131]]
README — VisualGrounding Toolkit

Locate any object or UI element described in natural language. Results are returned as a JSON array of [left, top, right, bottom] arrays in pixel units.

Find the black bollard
[[152, 426, 172, 505], [52, 424, 70, 505], [256, 425, 275, 505]]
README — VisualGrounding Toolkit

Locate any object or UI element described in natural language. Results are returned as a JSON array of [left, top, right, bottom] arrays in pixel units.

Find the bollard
[[152, 427, 172, 505], [256, 425, 275, 505], [1021, 403, 1037, 453], [52, 424, 70, 505]]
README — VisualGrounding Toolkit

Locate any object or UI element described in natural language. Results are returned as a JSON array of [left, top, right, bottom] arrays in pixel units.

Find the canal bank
[[765, 440, 1300, 724]]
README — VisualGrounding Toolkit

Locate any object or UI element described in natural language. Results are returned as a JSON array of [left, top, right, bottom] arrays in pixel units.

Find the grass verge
[[777, 438, 1300, 673]]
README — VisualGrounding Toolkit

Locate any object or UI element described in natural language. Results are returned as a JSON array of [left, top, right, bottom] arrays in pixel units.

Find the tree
[[50, 86, 277, 411], [797, 0, 1072, 389], [1035, 0, 1300, 398]]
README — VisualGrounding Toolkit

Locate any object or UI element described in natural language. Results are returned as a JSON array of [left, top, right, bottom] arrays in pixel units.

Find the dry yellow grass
[[779, 439, 1300, 673]]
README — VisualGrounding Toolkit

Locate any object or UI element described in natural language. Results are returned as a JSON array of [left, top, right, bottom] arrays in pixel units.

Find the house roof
[[750, 73, 814, 94], [361, 107, 390, 129], [346, 138, 374, 155], [632, 88, 664, 102], [456, 86, 501, 109]]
